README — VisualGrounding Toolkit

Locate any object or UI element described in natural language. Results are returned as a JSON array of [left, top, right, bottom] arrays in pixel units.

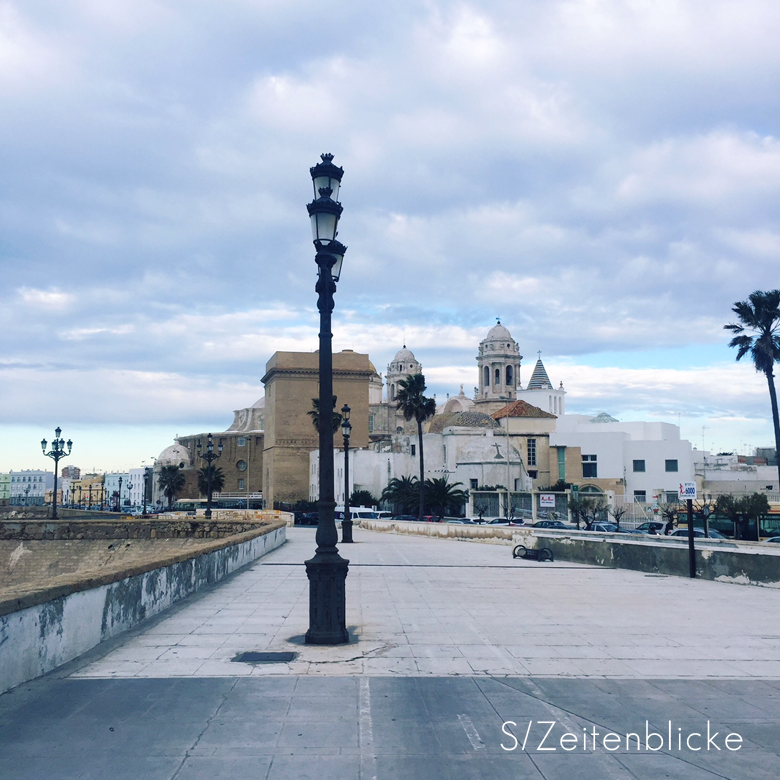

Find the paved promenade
[[1, 527, 778, 779]]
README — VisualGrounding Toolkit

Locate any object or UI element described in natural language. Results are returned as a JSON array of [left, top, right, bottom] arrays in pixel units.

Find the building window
[[582, 454, 597, 478], [665, 459, 678, 472], [410, 444, 416, 456], [514, 478, 521, 490], [483, 366, 490, 389], [665, 492, 677, 504], [368, 414, 374, 433], [506, 365, 513, 386], [633, 490, 646, 503], [470, 479, 478, 490], [238, 479, 245, 490], [237, 460, 247, 471], [527, 439, 537, 467], [237, 437, 246, 447], [528, 470, 538, 479], [494, 367, 501, 387], [633, 459, 645, 472]]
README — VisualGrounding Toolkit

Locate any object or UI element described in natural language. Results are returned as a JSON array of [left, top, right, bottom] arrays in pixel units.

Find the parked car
[[531, 519, 568, 529], [294, 512, 319, 526], [584, 522, 632, 533], [447, 518, 477, 525], [391, 514, 419, 522], [630, 521, 666, 535], [669, 528, 729, 539], [763, 537, 780, 543]]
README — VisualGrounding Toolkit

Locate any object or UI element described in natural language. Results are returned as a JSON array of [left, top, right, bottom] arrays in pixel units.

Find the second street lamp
[[341, 404, 353, 544], [41, 427, 72, 520], [305, 153, 349, 645], [197, 433, 223, 519]]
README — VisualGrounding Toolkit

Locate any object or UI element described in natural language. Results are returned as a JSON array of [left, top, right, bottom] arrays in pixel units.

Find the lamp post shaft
[[304, 261, 349, 645]]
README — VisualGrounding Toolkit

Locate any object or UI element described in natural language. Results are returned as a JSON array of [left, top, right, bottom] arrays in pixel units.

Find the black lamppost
[[142, 466, 152, 516], [88, 483, 94, 510], [41, 427, 72, 520], [197, 433, 223, 519], [305, 153, 349, 645], [24, 485, 31, 506], [116, 476, 124, 512], [341, 404, 353, 544], [126, 481, 133, 512]]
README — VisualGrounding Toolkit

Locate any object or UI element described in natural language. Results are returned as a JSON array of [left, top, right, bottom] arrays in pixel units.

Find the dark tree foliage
[[395, 373, 437, 520], [725, 290, 780, 490]]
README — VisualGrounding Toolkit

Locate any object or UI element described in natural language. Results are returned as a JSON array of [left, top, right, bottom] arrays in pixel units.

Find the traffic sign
[[678, 482, 697, 501]]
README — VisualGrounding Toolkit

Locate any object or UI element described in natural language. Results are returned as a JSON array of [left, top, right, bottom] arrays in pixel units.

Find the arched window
[[495, 367, 501, 387], [389, 383, 395, 401], [506, 365, 513, 386], [483, 366, 490, 389]]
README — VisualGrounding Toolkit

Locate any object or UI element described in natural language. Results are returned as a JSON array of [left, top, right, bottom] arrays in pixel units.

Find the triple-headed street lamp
[[305, 153, 349, 645], [197, 433, 223, 519], [41, 427, 72, 520], [341, 404, 353, 544]]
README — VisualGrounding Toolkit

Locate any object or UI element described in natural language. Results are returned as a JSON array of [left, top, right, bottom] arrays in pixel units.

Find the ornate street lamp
[[142, 466, 153, 516], [116, 476, 124, 512], [197, 433, 223, 519], [341, 404, 353, 544], [41, 427, 72, 519], [305, 153, 349, 645], [24, 485, 31, 507]]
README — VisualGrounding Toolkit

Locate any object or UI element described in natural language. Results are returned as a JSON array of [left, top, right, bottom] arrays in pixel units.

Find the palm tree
[[197, 465, 225, 499], [395, 373, 437, 519], [307, 396, 342, 434], [725, 289, 780, 490], [157, 465, 186, 510], [380, 476, 419, 514], [424, 477, 467, 518]]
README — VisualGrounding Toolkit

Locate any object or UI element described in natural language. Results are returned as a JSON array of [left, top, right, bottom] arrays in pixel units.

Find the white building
[[104, 472, 131, 509], [311, 414, 531, 507], [550, 414, 694, 504], [9, 470, 54, 506], [694, 450, 780, 501]]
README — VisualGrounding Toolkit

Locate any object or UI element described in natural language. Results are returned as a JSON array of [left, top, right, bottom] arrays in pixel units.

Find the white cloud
[[17, 287, 74, 310]]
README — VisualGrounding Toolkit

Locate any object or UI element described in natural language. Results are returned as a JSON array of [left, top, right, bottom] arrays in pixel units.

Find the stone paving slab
[[68, 527, 780, 679]]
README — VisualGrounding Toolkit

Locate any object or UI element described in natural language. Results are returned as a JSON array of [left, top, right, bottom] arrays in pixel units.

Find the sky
[[2, 0, 780, 473]]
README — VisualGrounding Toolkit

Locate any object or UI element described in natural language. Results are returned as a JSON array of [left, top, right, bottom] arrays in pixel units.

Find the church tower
[[517, 352, 566, 416], [475, 320, 522, 413], [386, 345, 422, 404]]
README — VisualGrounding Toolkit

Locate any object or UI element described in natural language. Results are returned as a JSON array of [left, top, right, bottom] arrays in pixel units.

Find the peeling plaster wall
[[0, 525, 285, 694]]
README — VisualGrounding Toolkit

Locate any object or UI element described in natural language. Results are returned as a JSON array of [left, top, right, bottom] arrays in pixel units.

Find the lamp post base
[[304, 552, 349, 644], [341, 519, 354, 543]]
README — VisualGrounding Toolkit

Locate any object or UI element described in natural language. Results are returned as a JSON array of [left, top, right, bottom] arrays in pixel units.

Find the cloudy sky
[[2, 0, 780, 473]]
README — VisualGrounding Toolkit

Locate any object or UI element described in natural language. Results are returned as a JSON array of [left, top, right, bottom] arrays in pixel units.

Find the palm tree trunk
[[417, 418, 425, 520], [766, 368, 780, 505]]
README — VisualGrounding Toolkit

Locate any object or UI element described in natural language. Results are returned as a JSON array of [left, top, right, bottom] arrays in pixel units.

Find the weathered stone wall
[[0, 520, 286, 694]]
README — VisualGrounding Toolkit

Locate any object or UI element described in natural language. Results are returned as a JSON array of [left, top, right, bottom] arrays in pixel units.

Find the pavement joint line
[[359, 677, 377, 780], [457, 713, 486, 751]]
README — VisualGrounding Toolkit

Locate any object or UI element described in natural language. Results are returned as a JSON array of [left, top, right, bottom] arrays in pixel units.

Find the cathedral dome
[[443, 411, 500, 430], [157, 443, 191, 469], [392, 346, 418, 364], [484, 321, 513, 342]]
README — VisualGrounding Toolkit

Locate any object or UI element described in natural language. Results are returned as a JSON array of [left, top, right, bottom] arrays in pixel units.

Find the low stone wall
[[531, 531, 780, 588], [0, 518, 286, 694], [357, 520, 780, 588], [357, 519, 516, 545]]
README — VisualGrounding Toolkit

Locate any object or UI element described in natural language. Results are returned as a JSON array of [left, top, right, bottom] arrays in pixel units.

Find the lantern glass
[[310, 211, 338, 243], [313, 175, 340, 202]]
